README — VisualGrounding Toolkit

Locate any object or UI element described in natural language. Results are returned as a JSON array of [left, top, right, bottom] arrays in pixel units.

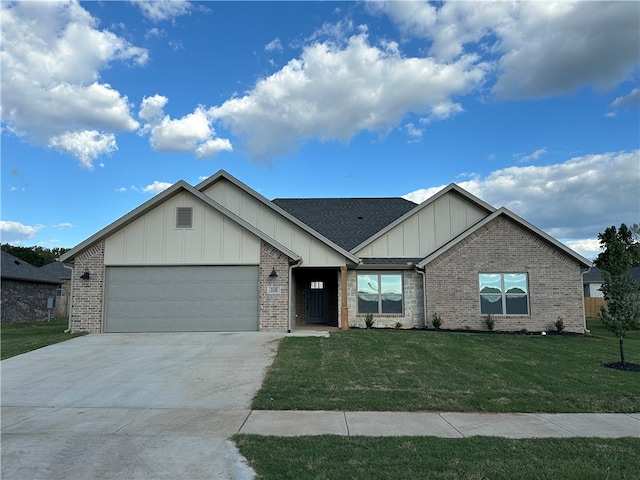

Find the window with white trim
[[357, 272, 403, 314], [479, 273, 529, 315]]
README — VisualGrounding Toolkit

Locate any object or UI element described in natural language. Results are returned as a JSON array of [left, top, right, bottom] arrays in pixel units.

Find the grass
[[234, 435, 640, 480], [1, 317, 86, 360], [253, 318, 640, 413]]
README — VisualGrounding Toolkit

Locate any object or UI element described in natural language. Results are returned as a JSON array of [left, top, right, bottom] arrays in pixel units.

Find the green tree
[[629, 223, 640, 267], [593, 224, 640, 366], [1, 244, 70, 267]]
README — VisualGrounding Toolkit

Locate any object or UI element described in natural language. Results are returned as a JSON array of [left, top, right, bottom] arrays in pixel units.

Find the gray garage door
[[105, 266, 258, 332]]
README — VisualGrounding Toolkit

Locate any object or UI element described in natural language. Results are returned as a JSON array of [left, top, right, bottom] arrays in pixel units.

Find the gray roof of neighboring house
[[1, 251, 61, 285], [40, 261, 72, 280], [272, 197, 417, 251], [584, 266, 640, 284]]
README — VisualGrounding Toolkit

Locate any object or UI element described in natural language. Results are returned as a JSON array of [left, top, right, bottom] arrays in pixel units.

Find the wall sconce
[[269, 268, 278, 278], [80, 270, 90, 280]]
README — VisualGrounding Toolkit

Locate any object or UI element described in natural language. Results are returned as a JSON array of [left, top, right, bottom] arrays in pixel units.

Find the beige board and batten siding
[[105, 191, 261, 265], [203, 178, 348, 267], [355, 191, 488, 258]]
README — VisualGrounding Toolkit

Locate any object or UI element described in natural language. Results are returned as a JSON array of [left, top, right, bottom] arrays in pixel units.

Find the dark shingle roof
[[584, 266, 640, 284], [1, 251, 61, 284], [272, 197, 417, 251], [40, 261, 72, 280]]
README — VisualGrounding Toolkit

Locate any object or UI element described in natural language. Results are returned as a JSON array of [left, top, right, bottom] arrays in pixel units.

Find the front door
[[306, 281, 328, 324]]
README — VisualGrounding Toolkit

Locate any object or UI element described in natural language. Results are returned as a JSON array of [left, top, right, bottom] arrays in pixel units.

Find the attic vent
[[176, 207, 193, 229]]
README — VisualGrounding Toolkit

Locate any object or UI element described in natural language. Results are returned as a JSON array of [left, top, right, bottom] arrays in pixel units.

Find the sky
[[1, 0, 639, 261]]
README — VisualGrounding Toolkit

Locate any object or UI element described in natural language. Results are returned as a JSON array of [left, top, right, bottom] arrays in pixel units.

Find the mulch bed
[[604, 362, 640, 372]]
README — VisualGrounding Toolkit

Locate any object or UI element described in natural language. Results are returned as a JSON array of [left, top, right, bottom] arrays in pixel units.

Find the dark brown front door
[[306, 281, 328, 324]]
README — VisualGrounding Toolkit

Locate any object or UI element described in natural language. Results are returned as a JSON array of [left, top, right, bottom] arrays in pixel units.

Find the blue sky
[[2, 0, 639, 260]]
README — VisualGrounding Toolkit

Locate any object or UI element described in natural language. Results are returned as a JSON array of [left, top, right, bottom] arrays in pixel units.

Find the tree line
[[1, 244, 70, 268]]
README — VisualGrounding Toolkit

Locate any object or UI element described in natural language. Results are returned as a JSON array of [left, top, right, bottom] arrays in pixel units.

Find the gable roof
[[272, 197, 417, 251], [350, 183, 496, 254], [417, 207, 592, 269], [60, 181, 301, 263], [40, 261, 72, 280], [1, 251, 61, 284], [196, 170, 361, 264]]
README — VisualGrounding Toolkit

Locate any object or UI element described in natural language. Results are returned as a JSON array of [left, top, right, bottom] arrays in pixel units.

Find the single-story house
[[583, 266, 640, 298], [59, 170, 592, 334], [40, 261, 73, 316], [1, 251, 61, 324]]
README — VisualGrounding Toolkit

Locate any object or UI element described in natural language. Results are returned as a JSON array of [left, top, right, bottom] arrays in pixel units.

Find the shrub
[[395, 321, 403, 329], [432, 313, 442, 330], [365, 314, 374, 329], [485, 313, 495, 331], [555, 317, 565, 333]]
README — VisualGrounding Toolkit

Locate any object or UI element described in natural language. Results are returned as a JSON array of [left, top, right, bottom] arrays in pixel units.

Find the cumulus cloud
[[131, 0, 192, 22], [138, 95, 232, 158], [48, 131, 117, 169], [378, 1, 640, 99], [563, 239, 602, 261], [142, 181, 173, 194], [210, 32, 487, 159], [0, 221, 43, 244], [403, 150, 640, 242], [0, 0, 146, 167], [265, 38, 283, 53]]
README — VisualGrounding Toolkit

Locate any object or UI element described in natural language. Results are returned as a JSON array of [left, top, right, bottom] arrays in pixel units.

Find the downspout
[[581, 266, 591, 334], [288, 259, 302, 333], [415, 266, 427, 329], [62, 262, 74, 333]]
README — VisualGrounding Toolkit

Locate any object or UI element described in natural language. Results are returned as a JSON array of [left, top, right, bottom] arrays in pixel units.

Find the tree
[[629, 223, 640, 267], [0, 244, 70, 268], [593, 224, 640, 366]]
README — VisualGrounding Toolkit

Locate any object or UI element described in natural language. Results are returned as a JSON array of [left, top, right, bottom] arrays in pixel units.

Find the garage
[[105, 266, 258, 332]]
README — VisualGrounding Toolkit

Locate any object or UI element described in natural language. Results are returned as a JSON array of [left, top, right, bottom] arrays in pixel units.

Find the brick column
[[259, 242, 290, 332], [70, 241, 105, 333]]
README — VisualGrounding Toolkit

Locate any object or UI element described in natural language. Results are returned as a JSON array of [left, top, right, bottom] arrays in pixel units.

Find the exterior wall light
[[80, 270, 90, 280], [269, 268, 278, 278]]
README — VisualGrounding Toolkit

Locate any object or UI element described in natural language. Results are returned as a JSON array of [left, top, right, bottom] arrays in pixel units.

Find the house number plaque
[[267, 286, 281, 295]]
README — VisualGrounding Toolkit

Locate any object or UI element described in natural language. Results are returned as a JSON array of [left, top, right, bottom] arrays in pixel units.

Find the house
[[583, 266, 640, 298], [40, 261, 72, 316], [59, 170, 591, 334], [1, 251, 61, 324]]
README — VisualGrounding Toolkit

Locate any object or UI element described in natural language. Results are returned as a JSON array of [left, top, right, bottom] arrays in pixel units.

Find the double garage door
[[105, 266, 258, 332]]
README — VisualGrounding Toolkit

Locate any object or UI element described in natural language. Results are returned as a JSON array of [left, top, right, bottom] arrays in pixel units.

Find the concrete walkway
[[239, 410, 640, 438]]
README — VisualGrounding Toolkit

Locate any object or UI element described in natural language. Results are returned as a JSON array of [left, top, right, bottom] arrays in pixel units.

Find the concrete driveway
[[1, 332, 285, 480]]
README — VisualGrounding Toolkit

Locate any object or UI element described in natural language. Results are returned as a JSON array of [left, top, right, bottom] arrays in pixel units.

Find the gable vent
[[176, 207, 193, 229]]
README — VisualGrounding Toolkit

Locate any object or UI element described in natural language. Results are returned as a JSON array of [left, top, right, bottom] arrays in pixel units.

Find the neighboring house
[[1, 251, 61, 324], [583, 266, 640, 298], [60, 170, 592, 334], [40, 261, 72, 316]]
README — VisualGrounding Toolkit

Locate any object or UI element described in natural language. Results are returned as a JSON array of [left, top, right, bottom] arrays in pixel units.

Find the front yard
[[253, 319, 640, 413], [1, 318, 85, 360]]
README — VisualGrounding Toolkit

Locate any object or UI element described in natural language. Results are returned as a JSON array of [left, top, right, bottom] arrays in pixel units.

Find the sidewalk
[[239, 411, 640, 438]]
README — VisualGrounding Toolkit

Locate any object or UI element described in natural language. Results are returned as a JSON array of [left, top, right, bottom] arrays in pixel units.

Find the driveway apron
[[1, 332, 285, 480]]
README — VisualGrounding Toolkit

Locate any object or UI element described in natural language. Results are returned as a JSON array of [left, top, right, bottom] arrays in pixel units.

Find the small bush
[[365, 314, 374, 329], [555, 317, 565, 332], [395, 321, 403, 329], [485, 313, 495, 331], [432, 313, 442, 330]]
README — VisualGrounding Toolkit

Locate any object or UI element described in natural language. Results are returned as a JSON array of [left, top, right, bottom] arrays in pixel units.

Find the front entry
[[305, 281, 328, 324]]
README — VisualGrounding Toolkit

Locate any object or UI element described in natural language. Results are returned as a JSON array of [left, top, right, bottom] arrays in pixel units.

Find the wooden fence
[[584, 297, 606, 318]]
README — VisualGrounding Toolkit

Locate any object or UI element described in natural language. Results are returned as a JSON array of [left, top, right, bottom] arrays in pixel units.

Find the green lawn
[[253, 319, 640, 413], [1, 318, 86, 360], [234, 435, 640, 480]]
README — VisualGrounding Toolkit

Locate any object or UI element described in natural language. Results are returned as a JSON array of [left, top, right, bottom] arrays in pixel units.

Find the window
[[357, 272, 403, 314], [310, 281, 324, 290], [176, 207, 193, 229], [479, 273, 529, 315]]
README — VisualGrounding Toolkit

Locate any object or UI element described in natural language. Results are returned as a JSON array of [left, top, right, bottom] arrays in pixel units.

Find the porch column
[[340, 266, 349, 330]]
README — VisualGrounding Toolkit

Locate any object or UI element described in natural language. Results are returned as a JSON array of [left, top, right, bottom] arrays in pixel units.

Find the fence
[[584, 297, 606, 318]]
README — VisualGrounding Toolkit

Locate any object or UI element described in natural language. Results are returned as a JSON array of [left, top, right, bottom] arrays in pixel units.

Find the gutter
[[61, 262, 74, 333], [288, 259, 303, 333]]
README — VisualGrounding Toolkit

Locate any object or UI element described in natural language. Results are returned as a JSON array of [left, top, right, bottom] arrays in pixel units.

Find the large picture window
[[479, 273, 529, 315], [357, 272, 403, 314]]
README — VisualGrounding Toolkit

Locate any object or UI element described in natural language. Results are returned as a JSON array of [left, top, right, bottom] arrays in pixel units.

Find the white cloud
[[517, 148, 547, 163], [51, 223, 74, 229], [142, 181, 172, 194], [131, 0, 192, 22], [48, 131, 117, 169], [0, 221, 43, 244], [0, 0, 146, 167], [265, 38, 283, 53], [210, 32, 487, 159], [562, 238, 601, 261], [403, 150, 640, 241], [404, 123, 423, 142], [139, 98, 232, 157], [379, 1, 640, 99], [609, 88, 640, 110]]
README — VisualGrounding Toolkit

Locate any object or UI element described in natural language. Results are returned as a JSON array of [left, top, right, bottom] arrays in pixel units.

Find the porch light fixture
[[269, 268, 278, 278], [80, 270, 90, 280]]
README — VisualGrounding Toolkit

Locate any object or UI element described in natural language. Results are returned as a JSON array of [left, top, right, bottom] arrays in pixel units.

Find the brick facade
[[346, 269, 425, 329], [1, 280, 58, 324], [69, 241, 106, 333], [424, 216, 586, 333], [259, 241, 290, 332]]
